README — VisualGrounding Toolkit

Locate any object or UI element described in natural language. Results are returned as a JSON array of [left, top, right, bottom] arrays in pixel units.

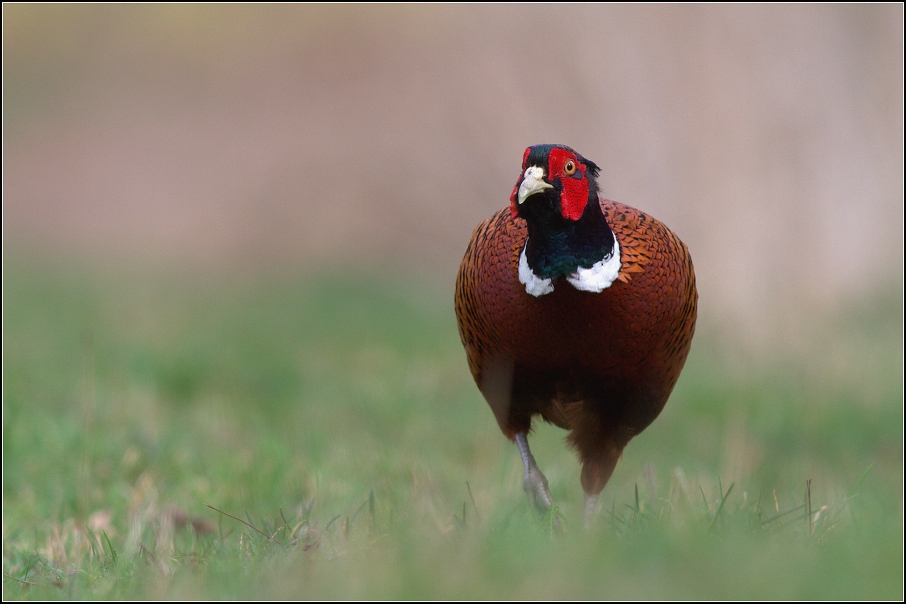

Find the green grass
[[3, 255, 902, 599]]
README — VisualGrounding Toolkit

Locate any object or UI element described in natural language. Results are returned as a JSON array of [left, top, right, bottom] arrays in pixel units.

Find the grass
[[2, 255, 903, 599]]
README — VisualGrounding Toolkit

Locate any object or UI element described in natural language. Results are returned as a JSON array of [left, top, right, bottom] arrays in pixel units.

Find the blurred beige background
[[3, 4, 903, 343]]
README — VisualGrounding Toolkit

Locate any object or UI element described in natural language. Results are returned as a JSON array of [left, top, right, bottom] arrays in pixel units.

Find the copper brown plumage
[[454, 144, 697, 519]]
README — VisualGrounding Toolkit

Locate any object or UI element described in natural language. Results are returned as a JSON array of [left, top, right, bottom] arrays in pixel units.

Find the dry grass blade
[[761, 504, 806, 526], [4, 574, 38, 587], [205, 504, 276, 541]]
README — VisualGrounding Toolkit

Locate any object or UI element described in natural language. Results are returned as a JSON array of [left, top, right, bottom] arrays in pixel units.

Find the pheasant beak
[[517, 166, 553, 205]]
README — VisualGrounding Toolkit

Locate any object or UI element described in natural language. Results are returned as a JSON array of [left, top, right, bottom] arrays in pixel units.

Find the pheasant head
[[509, 145, 618, 294]]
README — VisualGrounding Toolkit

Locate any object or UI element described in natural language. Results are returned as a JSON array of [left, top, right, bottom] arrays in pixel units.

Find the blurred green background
[[3, 4, 903, 599]]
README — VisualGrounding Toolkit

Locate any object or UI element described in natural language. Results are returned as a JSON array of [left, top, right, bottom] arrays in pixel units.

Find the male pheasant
[[455, 144, 697, 520]]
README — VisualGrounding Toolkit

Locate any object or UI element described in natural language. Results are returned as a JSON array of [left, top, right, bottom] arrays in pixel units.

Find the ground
[[2, 257, 901, 599]]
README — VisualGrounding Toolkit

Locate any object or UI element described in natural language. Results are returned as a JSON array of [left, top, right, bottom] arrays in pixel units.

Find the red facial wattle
[[546, 148, 589, 221], [510, 183, 520, 218], [559, 176, 588, 221]]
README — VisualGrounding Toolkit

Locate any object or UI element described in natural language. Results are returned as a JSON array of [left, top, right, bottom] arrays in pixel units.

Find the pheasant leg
[[515, 432, 553, 513], [579, 448, 620, 527], [583, 492, 599, 528]]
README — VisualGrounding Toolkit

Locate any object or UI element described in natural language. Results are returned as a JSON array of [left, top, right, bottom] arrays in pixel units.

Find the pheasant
[[455, 144, 697, 521]]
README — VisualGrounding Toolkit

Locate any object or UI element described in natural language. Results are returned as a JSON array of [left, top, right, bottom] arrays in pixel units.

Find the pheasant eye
[[564, 160, 577, 175]]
